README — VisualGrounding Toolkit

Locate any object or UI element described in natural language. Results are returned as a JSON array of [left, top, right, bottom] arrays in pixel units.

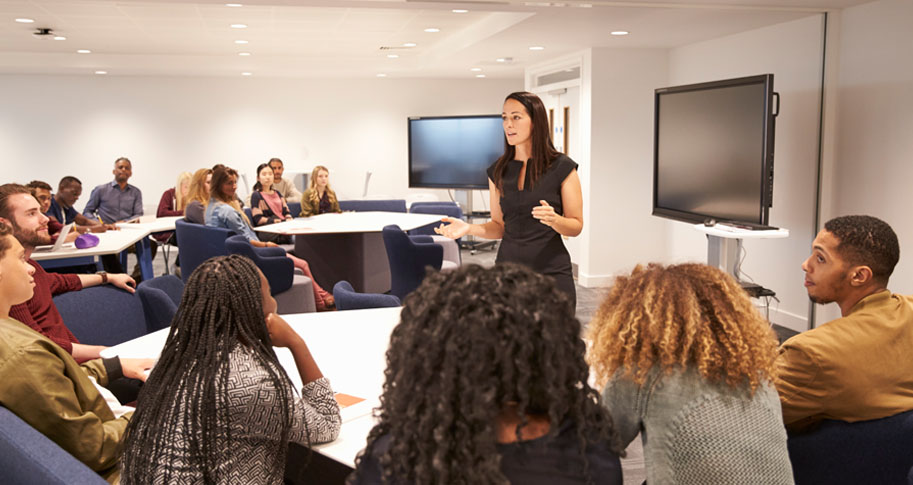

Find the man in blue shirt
[[83, 158, 143, 224]]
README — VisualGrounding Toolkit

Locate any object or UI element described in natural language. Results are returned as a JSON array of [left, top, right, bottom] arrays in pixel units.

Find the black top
[[350, 421, 622, 485], [487, 155, 578, 276]]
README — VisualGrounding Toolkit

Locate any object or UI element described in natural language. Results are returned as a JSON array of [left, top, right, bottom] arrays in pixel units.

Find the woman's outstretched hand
[[434, 216, 471, 239]]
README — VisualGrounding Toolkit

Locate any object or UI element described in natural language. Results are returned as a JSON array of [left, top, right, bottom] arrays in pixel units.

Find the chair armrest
[[257, 254, 294, 295], [253, 246, 288, 258], [409, 235, 435, 244], [411, 240, 444, 270]]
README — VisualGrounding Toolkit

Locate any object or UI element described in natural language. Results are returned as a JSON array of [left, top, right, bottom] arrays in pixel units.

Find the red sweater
[[8, 259, 82, 354]]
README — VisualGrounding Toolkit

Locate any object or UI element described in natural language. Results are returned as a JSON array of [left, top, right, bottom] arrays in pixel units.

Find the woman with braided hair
[[587, 263, 793, 484], [349, 263, 623, 485], [121, 255, 341, 484]]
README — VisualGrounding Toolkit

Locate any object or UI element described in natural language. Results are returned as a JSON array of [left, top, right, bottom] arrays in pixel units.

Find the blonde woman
[[183, 168, 212, 224], [155, 171, 192, 243], [299, 165, 341, 217], [588, 263, 793, 484]]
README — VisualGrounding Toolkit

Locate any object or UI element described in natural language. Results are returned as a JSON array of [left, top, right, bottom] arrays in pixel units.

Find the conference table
[[101, 306, 401, 478], [257, 212, 447, 293], [30, 216, 181, 281]]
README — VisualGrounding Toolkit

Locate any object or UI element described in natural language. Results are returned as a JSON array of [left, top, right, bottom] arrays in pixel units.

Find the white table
[[102, 306, 401, 468], [31, 216, 180, 280], [258, 212, 447, 293]]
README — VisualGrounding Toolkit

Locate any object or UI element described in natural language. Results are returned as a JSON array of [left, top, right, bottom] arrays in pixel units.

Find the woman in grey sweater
[[588, 263, 794, 485]]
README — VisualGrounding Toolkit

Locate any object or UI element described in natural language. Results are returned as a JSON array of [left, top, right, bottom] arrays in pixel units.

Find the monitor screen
[[653, 74, 775, 226], [408, 115, 504, 189]]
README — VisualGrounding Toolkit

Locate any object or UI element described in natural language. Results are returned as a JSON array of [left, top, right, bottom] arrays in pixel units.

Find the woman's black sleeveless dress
[[487, 155, 578, 307]]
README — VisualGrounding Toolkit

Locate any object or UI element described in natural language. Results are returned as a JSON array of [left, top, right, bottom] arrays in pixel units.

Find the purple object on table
[[74, 233, 99, 249]]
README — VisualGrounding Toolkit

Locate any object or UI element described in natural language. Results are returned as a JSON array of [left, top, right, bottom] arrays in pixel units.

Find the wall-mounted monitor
[[653, 74, 777, 226], [408, 115, 504, 190]]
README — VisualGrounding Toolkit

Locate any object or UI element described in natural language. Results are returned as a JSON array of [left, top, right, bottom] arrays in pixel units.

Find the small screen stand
[[454, 189, 497, 254]]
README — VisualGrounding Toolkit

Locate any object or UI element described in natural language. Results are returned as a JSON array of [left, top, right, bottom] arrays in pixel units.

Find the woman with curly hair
[[299, 165, 341, 217], [349, 263, 623, 485], [588, 263, 793, 484], [120, 255, 341, 484]]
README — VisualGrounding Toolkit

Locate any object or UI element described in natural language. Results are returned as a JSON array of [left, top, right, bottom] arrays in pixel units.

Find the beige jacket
[[775, 290, 913, 432], [0, 317, 130, 482]]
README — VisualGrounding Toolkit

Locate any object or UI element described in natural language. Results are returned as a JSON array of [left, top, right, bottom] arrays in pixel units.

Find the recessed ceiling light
[[15, 18, 35, 23], [231, 24, 247, 29], [238, 52, 251, 56], [610, 31, 629, 36], [241, 72, 252, 76], [424, 28, 440, 33], [95, 71, 107, 75], [376, 73, 387, 77], [225, 3, 243, 6], [470, 67, 482, 72], [54, 36, 66, 41], [496, 58, 506, 63], [452, 9, 469, 13], [476, 74, 486, 78], [529, 46, 545, 51], [387, 54, 399, 59], [234, 40, 248, 44], [77, 49, 91, 54], [402, 42, 416, 47]]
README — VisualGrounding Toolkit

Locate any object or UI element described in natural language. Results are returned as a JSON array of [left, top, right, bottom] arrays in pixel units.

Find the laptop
[[33, 223, 76, 252]]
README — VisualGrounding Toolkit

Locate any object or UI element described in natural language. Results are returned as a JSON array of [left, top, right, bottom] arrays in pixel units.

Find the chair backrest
[[0, 406, 106, 485], [244, 207, 253, 222], [137, 275, 184, 331], [408, 202, 464, 239], [382, 224, 443, 300], [53, 286, 149, 347], [333, 280, 400, 311], [339, 199, 407, 213], [224, 235, 293, 294], [174, 219, 237, 282], [788, 409, 913, 484], [287, 202, 301, 218]]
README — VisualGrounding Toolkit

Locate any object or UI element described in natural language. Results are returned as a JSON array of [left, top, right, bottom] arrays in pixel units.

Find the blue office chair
[[224, 235, 316, 313], [0, 406, 106, 485], [382, 224, 444, 301], [339, 199, 407, 213], [52, 286, 149, 347], [287, 202, 302, 217], [788, 408, 913, 484], [137, 275, 184, 331], [333, 280, 400, 311], [174, 219, 237, 282], [409, 202, 464, 265]]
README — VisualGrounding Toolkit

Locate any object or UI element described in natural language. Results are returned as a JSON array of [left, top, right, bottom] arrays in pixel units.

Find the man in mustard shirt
[[776, 215, 913, 432]]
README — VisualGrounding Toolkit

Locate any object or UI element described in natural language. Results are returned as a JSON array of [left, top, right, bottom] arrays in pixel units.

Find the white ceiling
[[0, 0, 874, 78]]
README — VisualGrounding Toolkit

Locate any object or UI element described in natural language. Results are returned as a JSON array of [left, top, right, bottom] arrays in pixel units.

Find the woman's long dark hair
[[351, 263, 620, 484], [252, 163, 271, 192], [121, 255, 298, 484], [490, 91, 562, 192]]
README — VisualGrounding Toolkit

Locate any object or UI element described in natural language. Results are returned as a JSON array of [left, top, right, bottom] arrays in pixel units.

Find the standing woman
[[299, 165, 341, 217], [436, 91, 582, 306], [250, 163, 293, 244], [121, 255, 341, 484]]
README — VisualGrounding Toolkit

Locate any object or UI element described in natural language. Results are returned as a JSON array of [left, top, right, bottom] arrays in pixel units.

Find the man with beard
[[775, 215, 913, 432], [0, 184, 136, 361]]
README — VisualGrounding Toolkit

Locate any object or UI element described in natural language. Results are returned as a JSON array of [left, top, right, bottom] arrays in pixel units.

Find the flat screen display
[[408, 115, 504, 189], [653, 74, 775, 226]]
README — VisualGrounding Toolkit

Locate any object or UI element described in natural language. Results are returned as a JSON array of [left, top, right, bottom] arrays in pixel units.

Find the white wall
[[664, 15, 826, 332], [823, 0, 913, 321], [0, 75, 521, 213]]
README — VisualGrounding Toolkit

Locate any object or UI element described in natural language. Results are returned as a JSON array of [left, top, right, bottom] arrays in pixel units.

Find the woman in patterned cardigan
[[121, 255, 341, 484]]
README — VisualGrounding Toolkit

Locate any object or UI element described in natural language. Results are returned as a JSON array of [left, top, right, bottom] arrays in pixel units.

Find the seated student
[[205, 166, 335, 311], [0, 184, 137, 361], [0, 222, 153, 482], [46, 176, 114, 233], [27, 180, 79, 244], [153, 171, 192, 243], [250, 163, 293, 244], [269, 157, 302, 203], [300, 165, 341, 217], [121, 255, 341, 484], [587, 263, 793, 484], [776, 215, 913, 432], [350, 263, 623, 485], [183, 168, 212, 224]]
